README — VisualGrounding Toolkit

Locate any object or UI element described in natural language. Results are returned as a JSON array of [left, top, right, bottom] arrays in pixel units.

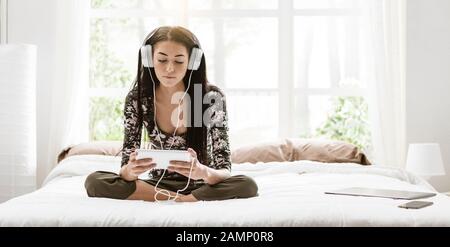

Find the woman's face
[[152, 40, 189, 88]]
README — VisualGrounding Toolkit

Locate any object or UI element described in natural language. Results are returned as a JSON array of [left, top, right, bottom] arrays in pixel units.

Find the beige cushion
[[231, 140, 290, 163], [57, 141, 122, 163], [231, 138, 371, 165], [58, 138, 371, 166]]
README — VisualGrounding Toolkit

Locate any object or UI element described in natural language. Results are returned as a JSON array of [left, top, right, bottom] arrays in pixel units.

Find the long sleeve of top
[[121, 84, 231, 179]]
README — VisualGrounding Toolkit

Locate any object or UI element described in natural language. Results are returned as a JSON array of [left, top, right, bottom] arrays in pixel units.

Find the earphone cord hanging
[[146, 51, 198, 202]]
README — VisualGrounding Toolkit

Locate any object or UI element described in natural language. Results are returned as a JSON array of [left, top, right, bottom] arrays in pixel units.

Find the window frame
[[89, 0, 366, 142]]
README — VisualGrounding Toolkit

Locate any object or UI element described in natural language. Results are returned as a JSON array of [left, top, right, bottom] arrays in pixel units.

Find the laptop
[[325, 187, 436, 200]]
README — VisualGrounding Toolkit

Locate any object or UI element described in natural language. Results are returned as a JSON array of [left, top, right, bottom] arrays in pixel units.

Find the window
[[89, 0, 372, 153]]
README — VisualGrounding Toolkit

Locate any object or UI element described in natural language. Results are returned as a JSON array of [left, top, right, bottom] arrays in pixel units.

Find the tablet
[[135, 149, 191, 170], [135, 149, 192, 180]]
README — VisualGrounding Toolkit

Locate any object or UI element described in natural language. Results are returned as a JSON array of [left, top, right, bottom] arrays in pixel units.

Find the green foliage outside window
[[89, 16, 133, 140], [90, 18, 133, 88], [314, 97, 372, 153], [89, 97, 124, 141]]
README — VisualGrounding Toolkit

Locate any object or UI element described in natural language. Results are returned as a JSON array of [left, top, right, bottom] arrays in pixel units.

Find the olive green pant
[[84, 171, 258, 201]]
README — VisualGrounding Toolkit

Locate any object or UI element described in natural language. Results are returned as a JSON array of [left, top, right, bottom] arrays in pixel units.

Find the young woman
[[85, 26, 258, 202]]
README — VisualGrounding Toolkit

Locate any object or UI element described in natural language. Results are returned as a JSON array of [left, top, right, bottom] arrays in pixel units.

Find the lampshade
[[0, 44, 37, 202], [406, 143, 445, 176]]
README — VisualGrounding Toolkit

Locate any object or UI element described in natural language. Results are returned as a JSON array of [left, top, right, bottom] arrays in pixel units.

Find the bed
[[1, 154, 450, 227]]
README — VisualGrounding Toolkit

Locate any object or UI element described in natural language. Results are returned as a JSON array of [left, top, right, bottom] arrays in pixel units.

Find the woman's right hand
[[120, 151, 156, 181]]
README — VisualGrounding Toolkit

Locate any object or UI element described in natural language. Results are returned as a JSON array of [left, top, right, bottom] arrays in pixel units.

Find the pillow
[[230, 140, 290, 164], [231, 138, 371, 165], [58, 138, 371, 165], [57, 141, 123, 163]]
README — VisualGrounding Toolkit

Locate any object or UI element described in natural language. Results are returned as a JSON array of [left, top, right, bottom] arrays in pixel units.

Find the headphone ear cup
[[187, 47, 203, 71], [140, 45, 153, 68]]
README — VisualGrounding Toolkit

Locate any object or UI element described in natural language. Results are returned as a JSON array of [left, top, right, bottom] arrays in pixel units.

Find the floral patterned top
[[121, 84, 231, 180]]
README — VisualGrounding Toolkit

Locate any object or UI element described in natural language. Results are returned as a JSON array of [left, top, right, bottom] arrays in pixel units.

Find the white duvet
[[1, 154, 450, 226]]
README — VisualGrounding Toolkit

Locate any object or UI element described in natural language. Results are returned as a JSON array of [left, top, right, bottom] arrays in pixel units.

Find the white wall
[[8, 0, 58, 186], [406, 0, 450, 192]]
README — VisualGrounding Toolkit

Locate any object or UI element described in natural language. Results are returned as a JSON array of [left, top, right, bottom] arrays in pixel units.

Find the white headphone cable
[[152, 68, 194, 202], [145, 49, 198, 202]]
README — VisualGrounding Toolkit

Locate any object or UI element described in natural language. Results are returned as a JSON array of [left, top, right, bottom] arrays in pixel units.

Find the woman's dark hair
[[131, 26, 219, 166]]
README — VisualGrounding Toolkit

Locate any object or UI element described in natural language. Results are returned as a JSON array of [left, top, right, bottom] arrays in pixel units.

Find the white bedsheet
[[1, 155, 450, 227]]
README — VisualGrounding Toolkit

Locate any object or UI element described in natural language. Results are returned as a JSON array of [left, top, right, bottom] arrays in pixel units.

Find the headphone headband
[[140, 27, 203, 70]]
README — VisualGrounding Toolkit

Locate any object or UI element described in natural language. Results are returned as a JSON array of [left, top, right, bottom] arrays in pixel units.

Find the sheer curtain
[[362, 0, 407, 167], [290, 0, 406, 167], [39, 0, 90, 186]]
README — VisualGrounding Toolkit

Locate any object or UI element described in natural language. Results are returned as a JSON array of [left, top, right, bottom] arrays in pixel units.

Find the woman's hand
[[168, 148, 208, 180], [120, 151, 156, 181]]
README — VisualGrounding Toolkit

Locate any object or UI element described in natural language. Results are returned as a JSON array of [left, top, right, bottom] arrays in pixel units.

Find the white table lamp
[[406, 143, 445, 180], [0, 44, 37, 202]]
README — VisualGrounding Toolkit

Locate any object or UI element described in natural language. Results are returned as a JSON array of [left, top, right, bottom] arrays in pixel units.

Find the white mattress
[[1, 155, 450, 227]]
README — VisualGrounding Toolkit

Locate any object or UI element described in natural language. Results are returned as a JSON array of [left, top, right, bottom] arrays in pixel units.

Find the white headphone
[[140, 45, 203, 71]]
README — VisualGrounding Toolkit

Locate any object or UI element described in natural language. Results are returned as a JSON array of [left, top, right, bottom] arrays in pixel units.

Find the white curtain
[[291, 0, 406, 167], [39, 0, 90, 187], [362, 0, 407, 167]]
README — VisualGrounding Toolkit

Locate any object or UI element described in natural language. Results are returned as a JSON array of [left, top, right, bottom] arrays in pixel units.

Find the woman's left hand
[[168, 148, 208, 180]]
